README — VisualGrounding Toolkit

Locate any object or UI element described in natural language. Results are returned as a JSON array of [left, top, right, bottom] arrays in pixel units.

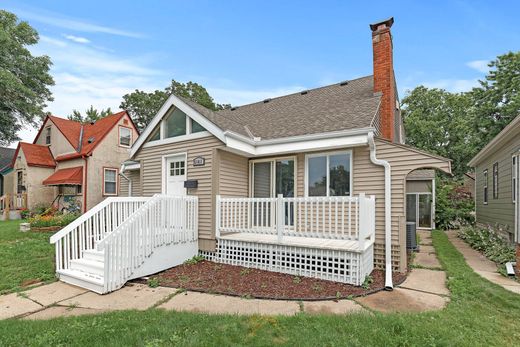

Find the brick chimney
[[370, 17, 396, 141]]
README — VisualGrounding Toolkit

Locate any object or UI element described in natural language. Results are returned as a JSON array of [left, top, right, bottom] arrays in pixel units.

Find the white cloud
[[63, 34, 90, 44], [467, 59, 490, 74], [12, 7, 143, 38]]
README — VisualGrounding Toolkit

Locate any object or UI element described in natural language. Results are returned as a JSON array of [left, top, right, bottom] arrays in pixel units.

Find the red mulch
[[144, 260, 407, 301]]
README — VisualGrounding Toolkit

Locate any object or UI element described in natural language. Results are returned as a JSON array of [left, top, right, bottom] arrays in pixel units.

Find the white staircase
[[50, 195, 199, 294]]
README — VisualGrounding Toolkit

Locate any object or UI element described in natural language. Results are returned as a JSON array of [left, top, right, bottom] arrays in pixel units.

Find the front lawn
[[0, 220, 56, 294], [1, 231, 520, 346]]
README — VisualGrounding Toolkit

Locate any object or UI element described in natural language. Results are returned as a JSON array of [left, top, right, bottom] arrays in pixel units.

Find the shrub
[[29, 212, 80, 228], [19, 208, 30, 219], [435, 179, 474, 230], [458, 225, 515, 264]]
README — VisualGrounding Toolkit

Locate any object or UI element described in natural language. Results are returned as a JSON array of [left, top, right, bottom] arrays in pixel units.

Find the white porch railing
[[50, 197, 150, 272], [216, 193, 375, 248], [96, 195, 198, 292]]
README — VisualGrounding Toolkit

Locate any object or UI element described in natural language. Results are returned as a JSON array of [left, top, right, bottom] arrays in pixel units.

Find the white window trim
[[118, 126, 132, 148], [512, 155, 517, 203], [161, 152, 187, 194], [249, 156, 297, 198], [483, 169, 488, 205], [144, 107, 210, 149], [304, 149, 353, 197], [493, 162, 499, 199], [103, 168, 118, 196]]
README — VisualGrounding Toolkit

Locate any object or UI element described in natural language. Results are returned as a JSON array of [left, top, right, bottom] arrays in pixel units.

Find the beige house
[[1, 111, 139, 216], [50, 17, 451, 294], [119, 18, 450, 286]]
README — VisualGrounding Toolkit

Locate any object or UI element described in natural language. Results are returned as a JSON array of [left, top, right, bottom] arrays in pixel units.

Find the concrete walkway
[[447, 231, 520, 294], [355, 230, 450, 312], [1, 231, 451, 320]]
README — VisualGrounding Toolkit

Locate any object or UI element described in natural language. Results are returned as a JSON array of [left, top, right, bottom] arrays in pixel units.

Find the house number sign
[[193, 156, 205, 167]]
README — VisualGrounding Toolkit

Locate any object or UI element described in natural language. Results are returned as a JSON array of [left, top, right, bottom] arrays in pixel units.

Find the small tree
[[67, 106, 113, 123]]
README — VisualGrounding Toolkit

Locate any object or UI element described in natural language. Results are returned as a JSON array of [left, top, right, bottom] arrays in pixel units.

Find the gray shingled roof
[[0, 147, 15, 171], [178, 75, 381, 140]]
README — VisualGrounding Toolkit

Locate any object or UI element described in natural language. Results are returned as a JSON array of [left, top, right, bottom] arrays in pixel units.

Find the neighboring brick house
[[3, 111, 139, 214]]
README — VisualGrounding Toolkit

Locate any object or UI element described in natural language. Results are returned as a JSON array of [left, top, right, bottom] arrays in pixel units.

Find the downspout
[[119, 163, 132, 197], [367, 132, 393, 290], [82, 156, 88, 213]]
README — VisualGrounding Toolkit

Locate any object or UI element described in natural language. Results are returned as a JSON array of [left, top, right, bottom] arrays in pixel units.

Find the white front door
[[165, 155, 186, 196]]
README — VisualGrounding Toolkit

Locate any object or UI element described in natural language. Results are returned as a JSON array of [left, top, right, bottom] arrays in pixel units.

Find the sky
[[3, 0, 520, 146]]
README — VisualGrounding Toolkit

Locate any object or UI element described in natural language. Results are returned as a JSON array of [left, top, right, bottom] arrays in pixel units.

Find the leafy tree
[[470, 51, 520, 148], [67, 106, 113, 123], [402, 86, 476, 177], [120, 79, 230, 131], [0, 10, 54, 145]]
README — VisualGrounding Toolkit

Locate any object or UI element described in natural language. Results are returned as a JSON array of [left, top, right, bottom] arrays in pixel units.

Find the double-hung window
[[306, 151, 352, 197], [483, 169, 488, 204], [45, 127, 51, 145], [103, 168, 117, 196], [119, 126, 132, 147], [493, 162, 499, 199]]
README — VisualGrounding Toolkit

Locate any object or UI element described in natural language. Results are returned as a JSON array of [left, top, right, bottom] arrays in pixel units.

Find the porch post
[[215, 195, 221, 238], [276, 194, 284, 242], [358, 193, 366, 250]]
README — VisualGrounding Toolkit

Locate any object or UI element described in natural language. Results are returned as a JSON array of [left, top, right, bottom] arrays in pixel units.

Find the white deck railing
[[97, 195, 198, 292], [50, 197, 150, 272], [216, 194, 375, 247]]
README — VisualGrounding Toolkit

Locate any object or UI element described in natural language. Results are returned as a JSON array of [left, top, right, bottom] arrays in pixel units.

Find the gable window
[[149, 126, 160, 142], [119, 126, 132, 147], [103, 168, 117, 196], [493, 162, 499, 199], [306, 151, 351, 197], [45, 127, 51, 145], [513, 155, 517, 203], [191, 119, 206, 133], [483, 169, 488, 204], [164, 108, 187, 138]]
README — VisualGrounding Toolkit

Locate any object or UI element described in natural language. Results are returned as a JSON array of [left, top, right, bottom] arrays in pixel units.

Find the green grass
[[1, 231, 520, 346], [0, 220, 56, 294]]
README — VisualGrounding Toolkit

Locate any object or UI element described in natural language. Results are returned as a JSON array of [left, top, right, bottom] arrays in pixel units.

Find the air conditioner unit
[[406, 222, 418, 251]]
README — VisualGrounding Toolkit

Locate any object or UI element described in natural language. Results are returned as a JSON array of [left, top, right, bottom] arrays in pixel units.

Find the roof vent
[[300, 90, 308, 95], [263, 98, 271, 103], [89, 121, 95, 125], [87, 137, 95, 144], [230, 107, 238, 111], [339, 81, 349, 86]]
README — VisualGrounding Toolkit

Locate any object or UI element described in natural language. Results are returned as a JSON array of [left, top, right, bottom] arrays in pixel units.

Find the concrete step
[[57, 269, 104, 294], [83, 249, 104, 263], [70, 258, 105, 277]]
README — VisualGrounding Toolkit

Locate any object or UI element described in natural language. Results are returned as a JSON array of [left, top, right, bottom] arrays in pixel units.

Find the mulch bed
[[143, 260, 407, 301]]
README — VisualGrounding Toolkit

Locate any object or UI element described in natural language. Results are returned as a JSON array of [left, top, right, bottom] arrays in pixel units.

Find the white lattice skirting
[[205, 239, 374, 286]]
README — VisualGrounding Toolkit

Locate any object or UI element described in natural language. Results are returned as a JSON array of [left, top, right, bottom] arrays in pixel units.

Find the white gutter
[[367, 132, 393, 290], [119, 163, 132, 197]]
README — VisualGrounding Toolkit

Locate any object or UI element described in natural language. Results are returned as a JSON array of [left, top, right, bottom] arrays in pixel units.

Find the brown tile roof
[[179, 75, 381, 140], [16, 142, 56, 168], [48, 116, 83, 148], [42, 166, 83, 185]]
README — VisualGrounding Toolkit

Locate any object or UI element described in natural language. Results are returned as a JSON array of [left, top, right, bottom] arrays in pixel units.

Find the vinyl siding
[[120, 170, 141, 197], [475, 133, 520, 238], [134, 134, 225, 249]]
